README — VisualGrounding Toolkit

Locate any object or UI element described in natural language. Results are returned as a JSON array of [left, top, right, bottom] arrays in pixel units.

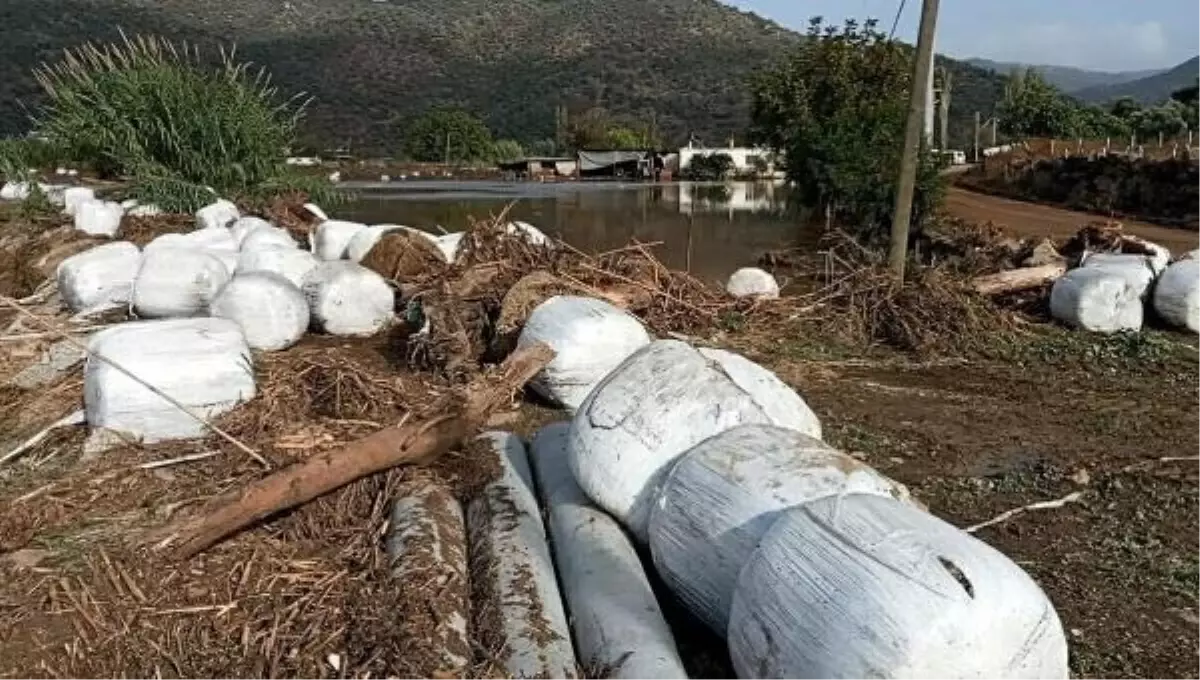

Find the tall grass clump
[[33, 32, 334, 212]]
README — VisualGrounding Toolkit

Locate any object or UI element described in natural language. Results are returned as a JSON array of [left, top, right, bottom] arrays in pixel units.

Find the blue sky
[[726, 0, 1199, 72]]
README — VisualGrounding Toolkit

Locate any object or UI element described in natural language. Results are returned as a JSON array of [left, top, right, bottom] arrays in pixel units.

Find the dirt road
[[944, 187, 1198, 253]]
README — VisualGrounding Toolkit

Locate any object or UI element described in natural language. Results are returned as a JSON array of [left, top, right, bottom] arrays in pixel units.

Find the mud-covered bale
[[84, 318, 255, 448], [209, 272, 309, 351], [74, 200, 124, 236], [728, 494, 1069, 679], [435, 232, 465, 263], [301, 261, 394, 335], [1050, 267, 1143, 333], [492, 271, 579, 354], [229, 216, 273, 246], [1079, 252, 1157, 299], [346, 224, 424, 263], [63, 186, 95, 216], [467, 431, 578, 679], [530, 423, 686, 679], [56, 242, 142, 314], [649, 424, 913, 635], [507, 220, 550, 246], [359, 230, 447, 282], [236, 248, 319, 288], [568, 339, 823, 541], [239, 225, 298, 252], [1152, 259, 1200, 332], [195, 199, 239, 230], [312, 220, 367, 260], [132, 249, 230, 318], [518, 296, 652, 412], [726, 267, 780, 298], [387, 481, 470, 678]]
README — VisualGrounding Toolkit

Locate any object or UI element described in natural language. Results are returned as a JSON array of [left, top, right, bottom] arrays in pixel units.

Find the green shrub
[[32, 32, 332, 211], [685, 152, 734, 180]]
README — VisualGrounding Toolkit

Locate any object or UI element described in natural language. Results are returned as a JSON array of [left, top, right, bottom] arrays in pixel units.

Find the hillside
[[965, 58, 1160, 94], [1073, 56, 1200, 104], [0, 0, 1008, 154]]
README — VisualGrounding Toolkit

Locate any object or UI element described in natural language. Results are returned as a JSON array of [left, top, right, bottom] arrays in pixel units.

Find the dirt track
[[944, 187, 1199, 253]]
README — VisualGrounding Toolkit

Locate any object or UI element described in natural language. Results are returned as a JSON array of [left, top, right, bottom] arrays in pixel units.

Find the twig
[[0, 410, 86, 466], [965, 491, 1084, 533], [138, 450, 220, 470], [1121, 456, 1200, 472], [578, 262, 714, 317], [0, 295, 269, 468]]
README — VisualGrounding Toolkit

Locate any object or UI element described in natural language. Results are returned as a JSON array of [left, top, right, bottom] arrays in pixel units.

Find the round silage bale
[[301, 261, 394, 335], [240, 225, 298, 252], [209, 272, 310, 351], [311, 219, 367, 260], [56, 241, 142, 314], [346, 224, 430, 263], [131, 249, 230, 318], [1152, 259, 1200, 332], [1049, 267, 1143, 333], [359, 230, 447, 282], [727, 493, 1069, 679], [237, 248, 319, 288], [194, 199, 239, 230], [517, 296, 652, 412], [725, 267, 780, 298], [229, 216, 273, 246], [74, 200, 125, 236], [567, 339, 822, 541], [649, 423, 913, 635]]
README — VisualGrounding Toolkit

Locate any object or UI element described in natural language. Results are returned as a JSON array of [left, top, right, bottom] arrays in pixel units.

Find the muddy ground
[[0, 197, 1196, 678]]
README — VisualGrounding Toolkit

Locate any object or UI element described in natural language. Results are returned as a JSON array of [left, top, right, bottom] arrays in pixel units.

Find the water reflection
[[339, 181, 814, 284]]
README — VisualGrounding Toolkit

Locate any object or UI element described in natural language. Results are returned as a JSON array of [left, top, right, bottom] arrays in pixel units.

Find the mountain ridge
[[1072, 56, 1200, 104], [964, 58, 1162, 94], [0, 0, 1008, 153]]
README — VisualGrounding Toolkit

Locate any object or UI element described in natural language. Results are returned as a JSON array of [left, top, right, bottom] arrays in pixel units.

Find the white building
[[678, 142, 784, 177]]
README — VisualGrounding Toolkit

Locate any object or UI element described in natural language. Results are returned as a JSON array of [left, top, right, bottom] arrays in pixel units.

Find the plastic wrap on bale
[[727, 493, 1069, 679], [195, 199, 239, 230], [83, 318, 255, 451], [1152, 259, 1200, 333], [209, 272, 310, 351], [467, 431, 578, 678], [56, 242, 142, 314], [649, 423, 913, 635], [132, 250, 230, 318], [517, 296, 652, 412], [1049, 268, 1143, 333], [238, 248, 319, 288], [567, 339, 822, 541], [301, 261, 394, 336], [529, 423, 687, 679], [311, 220, 367, 260]]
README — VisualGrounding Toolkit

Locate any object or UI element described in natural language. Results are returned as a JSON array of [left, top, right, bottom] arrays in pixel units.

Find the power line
[[889, 0, 907, 39]]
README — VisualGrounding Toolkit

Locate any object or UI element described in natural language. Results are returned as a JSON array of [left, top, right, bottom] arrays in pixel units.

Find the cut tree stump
[[153, 342, 555, 559], [972, 264, 1067, 296]]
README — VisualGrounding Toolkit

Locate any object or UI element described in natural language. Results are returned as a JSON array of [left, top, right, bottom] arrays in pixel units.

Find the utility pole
[[973, 111, 981, 162], [888, 0, 940, 278], [444, 132, 452, 165], [923, 34, 936, 145], [938, 67, 951, 150]]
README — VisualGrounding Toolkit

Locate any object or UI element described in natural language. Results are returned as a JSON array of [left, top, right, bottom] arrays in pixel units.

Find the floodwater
[[339, 181, 815, 285]]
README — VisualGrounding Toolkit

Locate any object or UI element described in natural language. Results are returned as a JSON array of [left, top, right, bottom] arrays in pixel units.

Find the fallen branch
[[153, 342, 555, 559], [971, 264, 1067, 296], [965, 491, 1084, 533], [0, 409, 86, 466]]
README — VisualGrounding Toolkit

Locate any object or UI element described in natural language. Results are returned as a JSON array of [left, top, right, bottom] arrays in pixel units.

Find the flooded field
[[339, 181, 813, 285]]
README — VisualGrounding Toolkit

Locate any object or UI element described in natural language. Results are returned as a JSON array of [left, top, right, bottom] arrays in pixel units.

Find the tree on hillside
[[997, 69, 1079, 138], [492, 139, 525, 162], [1171, 80, 1198, 130], [749, 17, 944, 241], [403, 108, 494, 163]]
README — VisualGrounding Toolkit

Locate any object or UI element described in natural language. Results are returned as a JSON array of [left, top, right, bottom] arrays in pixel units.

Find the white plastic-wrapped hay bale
[[467, 431, 578, 679], [725, 267, 780, 299], [387, 481, 471, 677], [530, 423, 686, 679], [237, 248, 319, 288], [209, 273, 309, 351], [1152, 259, 1200, 333], [435, 232, 465, 263], [84, 318, 255, 447], [311, 220, 367, 260], [239, 225, 298, 252], [1049, 267, 1143, 333], [568, 339, 822, 541], [0, 181, 30, 201], [144, 228, 239, 255], [229, 216, 273, 246], [127, 202, 162, 217], [131, 249, 230, 318], [195, 199, 239, 230], [1080, 252, 1158, 298], [62, 187, 95, 216], [56, 242, 142, 314], [303, 202, 329, 222], [508, 220, 550, 246], [301, 261, 393, 335], [1179, 249, 1200, 262], [517, 296, 652, 412], [346, 224, 411, 263], [74, 200, 124, 237], [649, 424, 913, 635], [727, 494, 1069, 679]]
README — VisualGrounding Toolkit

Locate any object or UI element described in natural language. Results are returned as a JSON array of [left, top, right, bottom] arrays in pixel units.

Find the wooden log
[[154, 342, 555, 559], [971, 264, 1067, 296]]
